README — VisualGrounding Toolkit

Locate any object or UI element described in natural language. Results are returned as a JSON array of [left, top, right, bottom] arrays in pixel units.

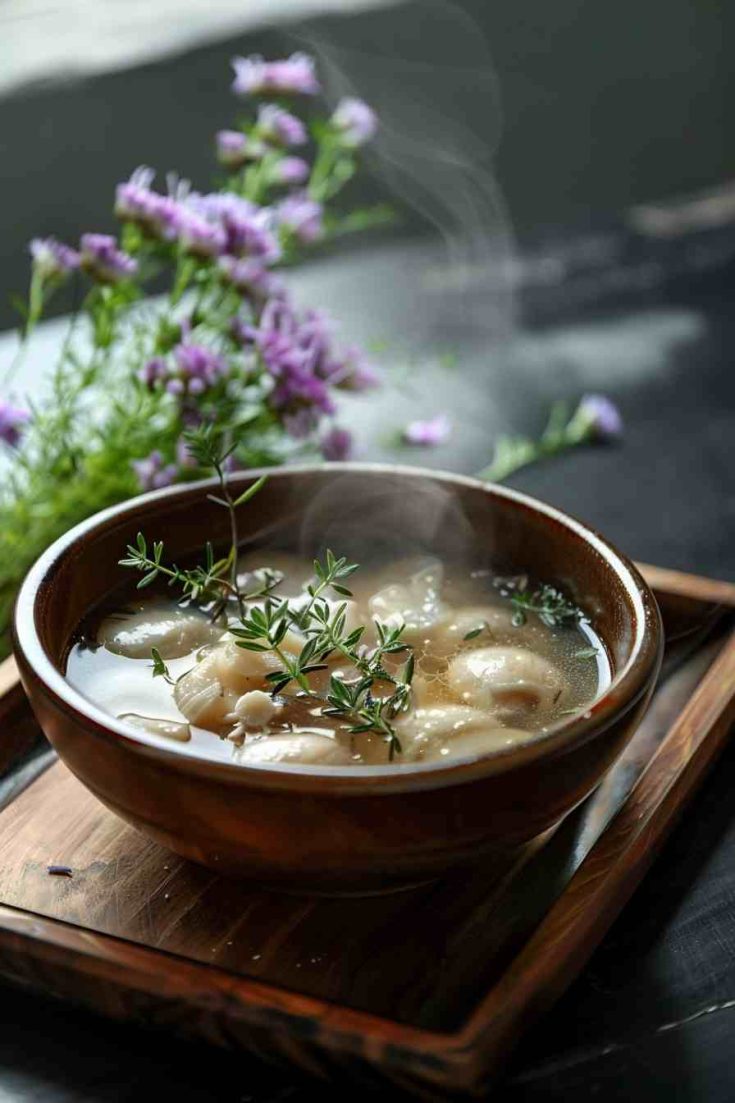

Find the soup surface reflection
[[66, 554, 610, 768]]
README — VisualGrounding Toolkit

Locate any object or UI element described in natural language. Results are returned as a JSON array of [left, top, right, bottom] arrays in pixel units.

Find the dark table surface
[[1, 3, 735, 1099]]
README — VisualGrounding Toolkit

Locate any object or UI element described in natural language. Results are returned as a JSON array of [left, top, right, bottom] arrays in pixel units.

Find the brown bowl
[[13, 464, 662, 893]]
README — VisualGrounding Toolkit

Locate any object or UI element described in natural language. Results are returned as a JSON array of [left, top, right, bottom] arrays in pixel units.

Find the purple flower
[[249, 297, 302, 370], [218, 256, 284, 300], [192, 194, 281, 263], [0, 402, 30, 447], [132, 450, 178, 491], [276, 192, 323, 244], [79, 234, 138, 283], [248, 299, 336, 426], [295, 309, 333, 376], [403, 414, 452, 446], [256, 105, 307, 147], [576, 394, 624, 441], [329, 345, 381, 391], [115, 166, 159, 222], [232, 53, 320, 97], [216, 130, 248, 168], [271, 366, 335, 416], [137, 356, 168, 389], [331, 97, 378, 147], [172, 342, 228, 393], [215, 130, 268, 167], [225, 206, 281, 263], [29, 237, 80, 280], [320, 426, 353, 461], [176, 209, 227, 258], [271, 157, 310, 185], [192, 192, 256, 221], [115, 169, 188, 243]]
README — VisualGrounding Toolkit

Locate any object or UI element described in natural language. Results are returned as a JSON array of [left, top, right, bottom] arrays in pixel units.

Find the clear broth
[[66, 554, 610, 768]]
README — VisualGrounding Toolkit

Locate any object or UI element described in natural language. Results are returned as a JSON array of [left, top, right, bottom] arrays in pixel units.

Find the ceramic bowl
[[13, 464, 662, 893]]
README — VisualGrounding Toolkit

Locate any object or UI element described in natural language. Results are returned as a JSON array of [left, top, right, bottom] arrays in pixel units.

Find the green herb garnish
[[494, 576, 585, 629], [463, 623, 488, 641], [120, 432, 413, 759], [150, 647, 175, 685]]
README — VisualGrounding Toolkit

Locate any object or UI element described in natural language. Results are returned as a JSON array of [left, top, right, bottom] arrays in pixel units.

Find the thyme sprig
[[228, 576, 414, 759], [478, 397, 623, 484], [316, 615, 413, 761], [186, 425, 268, 618], [119, 426, 270, 618], [461, 577, 584, 640], [119, 433, 414, 757], [494, 576, 584, 629]]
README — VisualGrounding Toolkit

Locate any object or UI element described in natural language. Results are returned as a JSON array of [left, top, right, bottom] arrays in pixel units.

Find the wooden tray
[[0, 563, 733, 1099]]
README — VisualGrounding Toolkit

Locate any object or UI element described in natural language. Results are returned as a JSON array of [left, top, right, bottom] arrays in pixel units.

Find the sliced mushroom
[[98, 604, 222, 660], [397, 704, 529, 762], [422, 724, 530, 763], [119, 713, 191, 742], [447, 645, 568, 719], [236, 734, 353, 766], [173, 651, 236, 729], [397, 704, 489, 757], [424, 604, 535, 659], [212, 638, 292, 694]]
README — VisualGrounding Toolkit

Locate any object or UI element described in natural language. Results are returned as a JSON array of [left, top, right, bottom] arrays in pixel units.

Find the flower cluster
[[0, 49, 627, 665], [238, 298, 377, 451], [15, 53, 383, 494], [31, 233, 136, 288], [139, 343, 228, 399]]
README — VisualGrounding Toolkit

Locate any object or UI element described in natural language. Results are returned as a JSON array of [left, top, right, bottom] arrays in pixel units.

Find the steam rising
[[298, 0, 515, 341], [297, 471, 477, 568], [291, 0, 518, 468]]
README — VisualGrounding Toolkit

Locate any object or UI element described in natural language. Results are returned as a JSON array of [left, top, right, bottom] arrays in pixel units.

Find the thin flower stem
[[479, 403, 584, 482]]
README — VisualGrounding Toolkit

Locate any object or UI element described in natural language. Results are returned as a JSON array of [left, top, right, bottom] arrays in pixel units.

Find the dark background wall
[[1, 0, 734, 329]]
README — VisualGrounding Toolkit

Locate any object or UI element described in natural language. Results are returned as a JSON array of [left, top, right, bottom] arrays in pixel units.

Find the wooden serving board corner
[[0, 563, 733, 1099]]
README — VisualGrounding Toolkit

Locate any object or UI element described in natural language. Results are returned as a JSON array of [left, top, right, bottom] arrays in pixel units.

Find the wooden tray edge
[[637, 563, 735, 606], [0, 631, 732, 1095], [451, 626, 735, 1086], [0, 574, 733, 1096]]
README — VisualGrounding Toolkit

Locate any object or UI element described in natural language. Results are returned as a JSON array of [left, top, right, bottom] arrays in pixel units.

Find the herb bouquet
[[0, 54, 387, 656]]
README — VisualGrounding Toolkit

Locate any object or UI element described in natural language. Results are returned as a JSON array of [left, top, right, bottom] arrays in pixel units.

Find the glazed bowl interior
[[15, 463, 660, 784]]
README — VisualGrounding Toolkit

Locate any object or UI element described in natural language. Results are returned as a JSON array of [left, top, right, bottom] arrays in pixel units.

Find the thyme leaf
[[150, 647, 175, 685]]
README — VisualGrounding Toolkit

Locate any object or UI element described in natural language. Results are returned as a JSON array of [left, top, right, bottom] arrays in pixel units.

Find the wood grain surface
[[0, 573, 732, 1096]]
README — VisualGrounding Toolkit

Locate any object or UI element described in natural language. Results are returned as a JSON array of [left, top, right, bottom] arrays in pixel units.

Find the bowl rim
[[13, 462, 663, 794]]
